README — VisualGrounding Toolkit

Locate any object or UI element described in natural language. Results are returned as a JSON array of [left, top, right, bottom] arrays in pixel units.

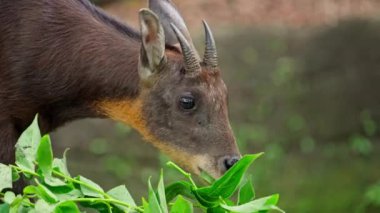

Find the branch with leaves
[[0, 116, 284, 213]]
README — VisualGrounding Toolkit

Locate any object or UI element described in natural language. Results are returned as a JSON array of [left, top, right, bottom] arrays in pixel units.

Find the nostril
[[223, 156, 240, 171]]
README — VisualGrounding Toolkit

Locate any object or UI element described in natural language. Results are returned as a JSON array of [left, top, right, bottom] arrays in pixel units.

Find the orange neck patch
[[97, 98, 150, 138], [96, 97, 203, 174], [97, 97, 165, 151]]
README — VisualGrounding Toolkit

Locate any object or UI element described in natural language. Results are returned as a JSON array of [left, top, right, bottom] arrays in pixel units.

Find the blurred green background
[[51, 0, 380, 212]]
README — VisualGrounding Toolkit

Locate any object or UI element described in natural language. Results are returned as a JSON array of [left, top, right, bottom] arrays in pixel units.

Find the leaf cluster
[[0, 116, 284, 213]]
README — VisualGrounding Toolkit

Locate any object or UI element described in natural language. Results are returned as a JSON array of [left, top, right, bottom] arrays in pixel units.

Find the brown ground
[[104, 0, 380, 31]]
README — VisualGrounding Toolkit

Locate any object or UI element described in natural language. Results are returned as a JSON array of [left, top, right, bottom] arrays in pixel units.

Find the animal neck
[[96, 98, 147, 135], [36, 35, 143, 131], [27, 0, 145, 131]]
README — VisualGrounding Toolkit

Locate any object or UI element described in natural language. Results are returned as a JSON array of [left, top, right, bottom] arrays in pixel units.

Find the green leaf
[[15, 115, 41, 172], [11, 167, 20, 182], [158, 170, 168, 213], [54, 201, 80, 213], [165, 181, 194, 202], [200, 171, 215, 184], [0, 164, 12, 191], [3, 191, 15, 204], [170, 196, 193, 213], [28, 182, 59, 204], [142, 198, 151, 213], [52, 149, 70, 177], [221, 194, 284, 213], [8, 195, 24, 212], [107, 185, 136, 212], [77, 176, 104, 198], [15, 203, 33, 213], [192, 189, 219, 208], [55, 189, 83, 201], [0, 204, 10, 213], [148, 178, 162, 213], [37, 184, 59, 204], [238, 177, 255, 205], [36, 135, 53, 176], [196, 154, 263, 201], [35, 199, 55, 213], [24, 185, 38, 195], [207, 205, 226, 213], [264, 194, 280, 206], [78, 200, 111, 213], [44, 175, 67, 187]]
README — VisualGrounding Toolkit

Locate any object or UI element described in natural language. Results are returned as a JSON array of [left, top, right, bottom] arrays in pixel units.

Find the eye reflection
[[179, 95, 195, 110]]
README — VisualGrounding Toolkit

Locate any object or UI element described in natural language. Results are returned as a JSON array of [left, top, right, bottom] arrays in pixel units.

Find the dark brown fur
[[0, 0, 142, 163]]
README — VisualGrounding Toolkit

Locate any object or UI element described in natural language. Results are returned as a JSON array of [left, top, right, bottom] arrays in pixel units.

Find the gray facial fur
[[142, 57, 239, 160]]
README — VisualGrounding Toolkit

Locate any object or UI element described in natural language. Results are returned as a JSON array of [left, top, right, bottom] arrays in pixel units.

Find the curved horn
[[170, 23, 201, 74], [149, 0, 192, 46], [203, 21, 218, 68]]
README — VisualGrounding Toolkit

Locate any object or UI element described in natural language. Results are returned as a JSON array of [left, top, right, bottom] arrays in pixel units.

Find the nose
[[220, 155, 240, 171]]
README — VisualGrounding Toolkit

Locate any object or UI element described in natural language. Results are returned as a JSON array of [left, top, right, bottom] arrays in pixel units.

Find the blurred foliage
[[349, 134, 372, 155], [365, 182, 380, 206]]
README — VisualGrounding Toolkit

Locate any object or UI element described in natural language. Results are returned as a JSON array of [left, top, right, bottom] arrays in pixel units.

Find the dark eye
[[179, 95, 196, 110]]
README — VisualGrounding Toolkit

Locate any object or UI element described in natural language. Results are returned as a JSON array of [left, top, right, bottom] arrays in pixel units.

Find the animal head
[[101, 0, 240, 178]]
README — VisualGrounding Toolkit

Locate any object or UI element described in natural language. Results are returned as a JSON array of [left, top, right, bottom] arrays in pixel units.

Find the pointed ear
[[138, 9, 166, 81]]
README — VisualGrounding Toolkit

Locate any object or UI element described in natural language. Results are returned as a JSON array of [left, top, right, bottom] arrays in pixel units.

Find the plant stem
[[11, 165, 111, 201], [166, 161, 197, 189], [9, 165, 142, 212], [10, 165, 40, 177], [0, 192, 35, 208], [51, 170, 143, 212], [70, 198, 144, 212], [52, 171, 110, 198]]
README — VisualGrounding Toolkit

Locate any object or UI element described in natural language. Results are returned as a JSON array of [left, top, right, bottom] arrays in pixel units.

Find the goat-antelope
[[0, 0, 241, 184]]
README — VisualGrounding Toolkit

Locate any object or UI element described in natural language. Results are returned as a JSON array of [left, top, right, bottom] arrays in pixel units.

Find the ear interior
[[138, 9, 166, 80]]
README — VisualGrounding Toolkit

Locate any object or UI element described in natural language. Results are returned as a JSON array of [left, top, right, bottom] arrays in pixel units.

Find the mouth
[[196, 164, 222, 180], [160, 147, 228, 179], [196, 166, 203, 175], [197, 166, 221, 184]]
